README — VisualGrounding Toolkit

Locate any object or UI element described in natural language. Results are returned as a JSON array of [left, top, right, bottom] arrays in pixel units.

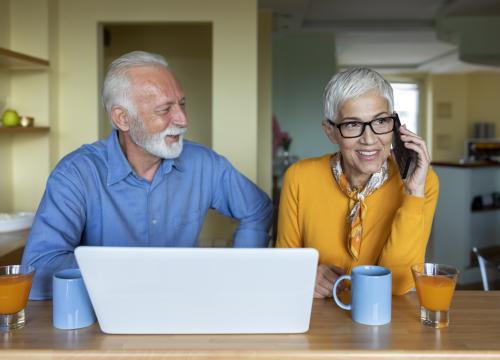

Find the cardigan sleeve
[[377, 168, 440, 295], [276, 164, 304, 248]]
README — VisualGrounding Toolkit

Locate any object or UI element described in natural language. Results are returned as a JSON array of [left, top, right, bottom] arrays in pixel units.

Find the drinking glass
[[0, 265, 35, 331], [411, 263, 459, 328]]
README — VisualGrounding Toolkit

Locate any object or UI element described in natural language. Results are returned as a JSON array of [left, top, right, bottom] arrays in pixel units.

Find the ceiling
[[259, 0, 500, 73]]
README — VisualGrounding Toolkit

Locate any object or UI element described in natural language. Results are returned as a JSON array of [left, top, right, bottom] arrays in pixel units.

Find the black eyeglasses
[[327, 114, 399, 138]]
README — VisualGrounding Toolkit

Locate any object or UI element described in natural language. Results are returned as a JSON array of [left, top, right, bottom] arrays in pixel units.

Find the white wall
[[273, 32, 337, 160]]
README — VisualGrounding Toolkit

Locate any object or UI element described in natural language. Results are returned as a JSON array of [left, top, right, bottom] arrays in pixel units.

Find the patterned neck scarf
[[330, 153, 390, 260]]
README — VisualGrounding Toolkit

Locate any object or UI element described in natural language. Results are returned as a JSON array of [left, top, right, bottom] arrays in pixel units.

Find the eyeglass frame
[[327, 113, 401, 139]]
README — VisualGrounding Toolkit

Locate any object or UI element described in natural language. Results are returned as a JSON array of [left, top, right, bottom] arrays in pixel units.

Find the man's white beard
[[129, 116, 187, 159]]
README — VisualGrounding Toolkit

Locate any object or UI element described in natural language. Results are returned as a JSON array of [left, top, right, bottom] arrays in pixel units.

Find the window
[[391, 82, 419, 134]]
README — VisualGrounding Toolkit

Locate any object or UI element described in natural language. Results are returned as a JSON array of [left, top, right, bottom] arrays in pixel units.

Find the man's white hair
[[323, 67, 394, 123], [102, 51, 168, 120]]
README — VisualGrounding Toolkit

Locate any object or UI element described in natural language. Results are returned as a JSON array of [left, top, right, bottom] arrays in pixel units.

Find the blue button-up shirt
[[22, 131, 272, 299]]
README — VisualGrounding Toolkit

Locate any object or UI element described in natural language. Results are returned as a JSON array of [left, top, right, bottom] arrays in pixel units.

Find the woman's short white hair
[[102, 50, 168, 119], [323, 67, 394, 122]]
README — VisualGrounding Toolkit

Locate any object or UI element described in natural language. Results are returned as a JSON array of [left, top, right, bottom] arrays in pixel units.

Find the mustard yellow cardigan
[[276, 154, 439, 295]]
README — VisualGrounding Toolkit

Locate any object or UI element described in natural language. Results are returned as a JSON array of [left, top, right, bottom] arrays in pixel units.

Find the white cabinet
[[429, 163, 500, 285]]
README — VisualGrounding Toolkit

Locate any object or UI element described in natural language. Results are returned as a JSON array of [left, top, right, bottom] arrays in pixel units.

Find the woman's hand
[[399, 125, 430, 197], [314, 264, 346, 298]]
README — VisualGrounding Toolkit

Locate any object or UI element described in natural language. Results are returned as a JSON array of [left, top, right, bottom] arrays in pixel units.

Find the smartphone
[[392, 114, 417, 179]]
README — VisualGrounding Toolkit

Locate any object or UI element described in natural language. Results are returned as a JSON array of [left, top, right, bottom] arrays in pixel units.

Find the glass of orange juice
[[411, 263, 459, 328], [0, 265, 35, 331]]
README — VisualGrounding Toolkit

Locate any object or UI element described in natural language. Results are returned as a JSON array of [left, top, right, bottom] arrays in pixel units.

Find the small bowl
[[19, 116, 34, 127]]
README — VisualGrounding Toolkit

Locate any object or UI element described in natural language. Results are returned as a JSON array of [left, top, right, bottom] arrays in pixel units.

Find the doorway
[[99, 23, 237, 247]]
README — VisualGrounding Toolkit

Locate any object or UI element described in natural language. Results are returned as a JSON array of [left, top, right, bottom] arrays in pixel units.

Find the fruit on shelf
[[1, 109, 21, 127]]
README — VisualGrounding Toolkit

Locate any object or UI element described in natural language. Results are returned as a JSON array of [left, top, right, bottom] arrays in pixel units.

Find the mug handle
[[332, 275, 351, 310]]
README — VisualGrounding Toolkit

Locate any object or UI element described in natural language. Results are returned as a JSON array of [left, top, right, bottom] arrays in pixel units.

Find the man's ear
[[322, 119, 338, 144], [110, 106, 130, 131]]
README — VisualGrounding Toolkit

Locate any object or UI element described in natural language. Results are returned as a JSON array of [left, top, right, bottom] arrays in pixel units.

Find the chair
[[471, 246, 500, 291]]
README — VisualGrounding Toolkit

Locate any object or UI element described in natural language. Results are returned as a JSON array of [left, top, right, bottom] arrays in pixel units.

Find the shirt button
[[151, 219, 157, 225]]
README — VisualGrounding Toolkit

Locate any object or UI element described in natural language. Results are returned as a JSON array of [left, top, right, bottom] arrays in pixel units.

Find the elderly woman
[[276, 67, 439, 296]]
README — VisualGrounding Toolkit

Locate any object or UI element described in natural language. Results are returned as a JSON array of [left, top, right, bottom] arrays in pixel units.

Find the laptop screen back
[[75, 247, 318, 334]]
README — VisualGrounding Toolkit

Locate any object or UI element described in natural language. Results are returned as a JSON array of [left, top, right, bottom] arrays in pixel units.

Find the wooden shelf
[[0, 47, 49, 69], [0, 126, 50, 134]]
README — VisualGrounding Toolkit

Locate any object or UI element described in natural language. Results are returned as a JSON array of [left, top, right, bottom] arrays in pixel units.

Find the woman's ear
[[322, 119, 338, 144], [110, 106, 130, 131]]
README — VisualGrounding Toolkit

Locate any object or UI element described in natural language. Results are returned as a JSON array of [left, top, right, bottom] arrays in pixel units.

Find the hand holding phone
[[392, 114, 418, 179]]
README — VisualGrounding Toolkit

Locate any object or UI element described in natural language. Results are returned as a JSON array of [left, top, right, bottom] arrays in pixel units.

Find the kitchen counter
[[432, 161, 500, 168], [1, 291, 500, 359], [0, 229, 29, 264], [429, 163, 500, 285]]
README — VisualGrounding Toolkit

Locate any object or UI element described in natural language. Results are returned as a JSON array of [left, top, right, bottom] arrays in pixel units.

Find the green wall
[[273, 32, 337, 160]]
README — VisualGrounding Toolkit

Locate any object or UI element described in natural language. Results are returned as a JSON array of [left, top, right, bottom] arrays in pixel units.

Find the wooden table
[[1, 291, 500, 359]]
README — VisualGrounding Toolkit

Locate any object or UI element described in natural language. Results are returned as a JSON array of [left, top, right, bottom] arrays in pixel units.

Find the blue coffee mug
[[332, 265, 392, 325], [53, 268, 96, 330]]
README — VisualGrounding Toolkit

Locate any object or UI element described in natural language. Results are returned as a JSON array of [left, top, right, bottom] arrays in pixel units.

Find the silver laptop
[[75, 247, 318, 334]]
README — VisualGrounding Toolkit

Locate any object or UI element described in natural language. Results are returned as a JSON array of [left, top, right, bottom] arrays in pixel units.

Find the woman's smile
[[356, 149, 380, 160]]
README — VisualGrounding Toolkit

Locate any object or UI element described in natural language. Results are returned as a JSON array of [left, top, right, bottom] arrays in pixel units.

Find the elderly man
[[22, 51, 273, 299]]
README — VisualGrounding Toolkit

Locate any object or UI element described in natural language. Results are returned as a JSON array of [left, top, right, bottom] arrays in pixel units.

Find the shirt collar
[[106, 130, 185, 186], [158, 154, 184, 176], [107, 130, 134, 186]]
